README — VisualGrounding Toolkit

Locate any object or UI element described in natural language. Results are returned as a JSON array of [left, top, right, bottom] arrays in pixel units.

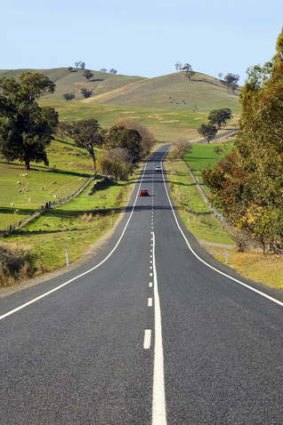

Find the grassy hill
[[0, 68, 144, 100], [84, 71, 239, 112]]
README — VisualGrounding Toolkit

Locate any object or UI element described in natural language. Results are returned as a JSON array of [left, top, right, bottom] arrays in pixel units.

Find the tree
[[106, 125, 142, 163], [109, 68, 117, 74], [72, 119, 104, 173], [208, 108, 232, 129], [198, 123, 218, 143], [83, 70, 94, 80], [218, 72, 223, 80], [98, 148, 132, 180], [224, 73, 240, 94], [182, 63, 195, 80], [81, 88, 93, 98], [0, 72, 58, 169], [100, 68, 108, 73], [114, 118, 155, 158], [175, 62, 182, 71], [245, 62, 273, 89], [75, 61, 86, 70], [63, 93, 75, 101], [203, 28, 283, 250]]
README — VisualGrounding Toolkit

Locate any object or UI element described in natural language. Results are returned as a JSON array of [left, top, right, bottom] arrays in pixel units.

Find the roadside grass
[[207, 247, 283, 290], [2, 168, 137, 275], [167, 143, 283, 290], [165, 160, 234, 245]]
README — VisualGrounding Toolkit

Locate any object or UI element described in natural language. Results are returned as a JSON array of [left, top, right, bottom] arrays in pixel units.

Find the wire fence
[[0, 177, 93, 238]]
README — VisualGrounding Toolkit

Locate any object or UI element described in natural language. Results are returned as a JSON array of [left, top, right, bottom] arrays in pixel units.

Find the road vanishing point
[[1, 147, 283, 424]]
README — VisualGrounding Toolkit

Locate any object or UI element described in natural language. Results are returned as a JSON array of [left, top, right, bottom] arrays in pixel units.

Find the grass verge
[[166, 144, 283, 290], [1, 169, 138, 285]]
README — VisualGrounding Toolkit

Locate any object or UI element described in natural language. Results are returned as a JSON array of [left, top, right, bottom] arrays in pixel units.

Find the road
[[1, 147, 283, 424]]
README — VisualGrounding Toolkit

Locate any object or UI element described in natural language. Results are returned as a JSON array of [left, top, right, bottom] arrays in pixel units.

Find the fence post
[[66, 247, 69, 267]]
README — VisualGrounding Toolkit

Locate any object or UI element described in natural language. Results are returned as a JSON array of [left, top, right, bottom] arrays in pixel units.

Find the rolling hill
[[0, 67, 239, 112], [0, 68, 144, 100], [84, 71, 239, 112]]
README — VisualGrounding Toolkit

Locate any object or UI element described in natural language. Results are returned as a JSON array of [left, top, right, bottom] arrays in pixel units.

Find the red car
[[140, 189, 150, 197]]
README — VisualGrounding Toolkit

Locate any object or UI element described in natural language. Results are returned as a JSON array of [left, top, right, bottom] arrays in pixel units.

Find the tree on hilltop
[[75, 61, 86, 70], [175, 62, 183, 71], [182, 63, 195, 80], [224, 73, 240, 94]]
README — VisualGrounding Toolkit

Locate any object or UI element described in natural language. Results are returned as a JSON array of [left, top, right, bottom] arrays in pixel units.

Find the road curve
[[1, 147, 283, 425]]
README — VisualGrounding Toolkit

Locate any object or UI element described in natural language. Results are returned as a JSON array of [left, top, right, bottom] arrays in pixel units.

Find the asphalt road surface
[[1, 147, 283, 425]]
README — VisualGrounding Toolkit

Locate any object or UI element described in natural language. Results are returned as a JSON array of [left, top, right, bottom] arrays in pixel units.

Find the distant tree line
[[100, 68, 118, 74]]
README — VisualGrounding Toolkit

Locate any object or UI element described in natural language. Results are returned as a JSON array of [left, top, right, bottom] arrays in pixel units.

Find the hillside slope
[[0, 68, 144, 100], [83, 71, 240, 112]]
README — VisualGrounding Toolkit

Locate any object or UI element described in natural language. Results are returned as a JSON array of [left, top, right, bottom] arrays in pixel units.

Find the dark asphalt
[[1, 147, 282, 424]]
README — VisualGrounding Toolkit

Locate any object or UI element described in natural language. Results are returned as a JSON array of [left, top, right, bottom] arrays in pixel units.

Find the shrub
[[81, 88, 93, 98], [63, 93, 75, 101], [98, 149, 132, 180], [0, 245, 36, 287], [170, 139, 192, 159]]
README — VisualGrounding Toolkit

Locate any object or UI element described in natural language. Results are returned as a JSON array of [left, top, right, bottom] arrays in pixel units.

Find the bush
[[63, 93, 75, 101], [170, 139, 192, 159], [0, 245, 36, 287], [83, 70, 94, 80], [81, 88, 93, 98], [98, 149, 132, 180]]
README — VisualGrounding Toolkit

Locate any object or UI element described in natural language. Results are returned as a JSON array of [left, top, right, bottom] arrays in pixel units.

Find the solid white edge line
[[152, 231, 167, 425], [144, 329, 152, 350], [0, 160, 150, 322], [161, 156, 283, 308]]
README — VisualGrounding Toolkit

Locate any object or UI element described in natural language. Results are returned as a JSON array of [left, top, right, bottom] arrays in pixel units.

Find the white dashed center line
[[144, 329, 152, 350]]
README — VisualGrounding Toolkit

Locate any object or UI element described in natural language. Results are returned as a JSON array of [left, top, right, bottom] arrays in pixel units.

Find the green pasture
[[4, 169, 136, 272], [0, 137, 94, 231], [184, 141, 235, 181]]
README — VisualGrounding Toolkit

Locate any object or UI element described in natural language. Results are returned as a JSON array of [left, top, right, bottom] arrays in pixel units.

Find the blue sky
[[1, 0, 282, 82]]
